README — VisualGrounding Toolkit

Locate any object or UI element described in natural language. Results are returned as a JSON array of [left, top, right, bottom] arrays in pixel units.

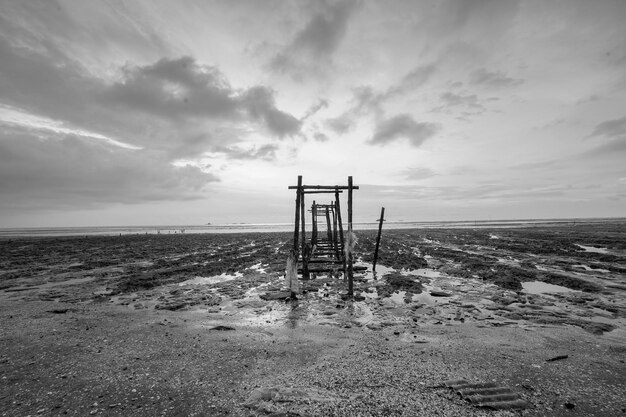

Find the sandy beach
[[1, 222, 625, 416]]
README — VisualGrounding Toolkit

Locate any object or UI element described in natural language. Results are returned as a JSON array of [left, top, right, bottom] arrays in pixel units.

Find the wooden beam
[[288, 185, 359, 190], [301, 190, 344, 195]]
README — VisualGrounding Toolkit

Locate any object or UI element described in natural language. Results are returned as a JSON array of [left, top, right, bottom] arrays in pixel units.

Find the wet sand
[[1, 223, 625, 416]]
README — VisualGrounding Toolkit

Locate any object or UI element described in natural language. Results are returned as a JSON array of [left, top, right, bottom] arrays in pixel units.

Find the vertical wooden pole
[[373, 207, 385, 273], [325, 207, 332, 247], [311, 201, 317, 248], [293, 176, 301, 254], [335, 190, 346, 273], [347, 176, 354, 297], [332, 205, 339, 260], [300, 183, 309, 279]]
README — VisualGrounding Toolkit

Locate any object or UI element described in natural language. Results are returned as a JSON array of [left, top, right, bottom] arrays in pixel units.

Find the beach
[[1, 222, 625, 416]]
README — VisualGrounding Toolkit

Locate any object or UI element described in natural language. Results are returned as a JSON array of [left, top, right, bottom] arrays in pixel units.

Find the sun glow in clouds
[[0, 104, 142, 150]]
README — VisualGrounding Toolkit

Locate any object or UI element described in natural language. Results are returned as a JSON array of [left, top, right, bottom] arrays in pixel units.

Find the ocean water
[[0, 218, 623, 238]]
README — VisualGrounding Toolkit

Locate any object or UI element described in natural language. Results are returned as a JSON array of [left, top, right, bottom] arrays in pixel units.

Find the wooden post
[[373, 207, 385, 273], [300, 183, 309, 279], [325, 207, 332, 248], [332, 205, 339, 260], [311, 201, 317, 248], [335, 190, 346, 273], [293, 175, 301, 254], [347, 176, 354, 297]]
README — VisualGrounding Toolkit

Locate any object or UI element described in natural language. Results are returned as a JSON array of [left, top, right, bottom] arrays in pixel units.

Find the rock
[[155, 301, 190, 311], [546, 354, 568, 362], [209, 325, 235, 331], [430, 290, 452, 297], [47, 308, 70, 314], [259, 291, 292, 301]]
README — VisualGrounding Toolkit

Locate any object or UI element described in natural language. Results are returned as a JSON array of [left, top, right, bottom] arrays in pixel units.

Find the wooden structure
[[288, 176, 363, 296]]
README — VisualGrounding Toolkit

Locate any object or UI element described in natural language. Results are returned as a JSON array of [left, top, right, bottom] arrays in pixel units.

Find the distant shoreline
[[1, 217, 625, 238]]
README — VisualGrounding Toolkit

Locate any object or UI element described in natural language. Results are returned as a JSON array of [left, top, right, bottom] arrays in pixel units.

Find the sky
[[0, 0, 625, 227]]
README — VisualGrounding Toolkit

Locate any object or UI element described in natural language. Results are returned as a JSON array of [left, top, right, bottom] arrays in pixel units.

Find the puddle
[[248, 262, 267, 274], [178, 272, 242, 286], [522, 281, 579, 295], [489, 234, 500, 239], [412, 292, 439, 306], [576, 244, 609, 254], [388, 291, 406, 304], [357, 263, 396, 281]]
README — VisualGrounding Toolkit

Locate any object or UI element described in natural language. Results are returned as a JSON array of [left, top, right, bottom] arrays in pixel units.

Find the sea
[[1, 218, 624, 238]]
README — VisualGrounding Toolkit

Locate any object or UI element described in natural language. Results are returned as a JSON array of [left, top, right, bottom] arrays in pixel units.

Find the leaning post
[[335, 190, 346, 274], [373, 207, 385, 273]]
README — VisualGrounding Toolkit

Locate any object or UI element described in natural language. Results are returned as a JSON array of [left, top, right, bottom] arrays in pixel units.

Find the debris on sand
[[243, 386, 341, 414], [546, 354, 569, 362], [443, 379, 529, 410]]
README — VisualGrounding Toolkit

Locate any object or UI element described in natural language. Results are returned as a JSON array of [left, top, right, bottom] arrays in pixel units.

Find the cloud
[[241, 86, 302, 137], [590, 115, 626, 139], [0, 128, 217, 210], [434, 92, 485, 116], [106, 56, 237, 119], [576, 94, 601, 105], [469, 68, 523, 88], [325, 115, 353, 134], [210, 144, 279, 161], [107, 57, 301, 138], [269, 0, 359, 77], [0, 25, 302, 160], [585, 138, 626, 156], [369, 114, 439, 147], [323, 63, 438, 136], [385, 64, 437, 97], [302, 98, 329, 120], [314, 132, 329, 142], [403, 167, 437, 181]]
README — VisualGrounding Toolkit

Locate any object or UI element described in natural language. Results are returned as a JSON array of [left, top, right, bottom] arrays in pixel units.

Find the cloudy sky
[[1, 0, 625, 227]]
